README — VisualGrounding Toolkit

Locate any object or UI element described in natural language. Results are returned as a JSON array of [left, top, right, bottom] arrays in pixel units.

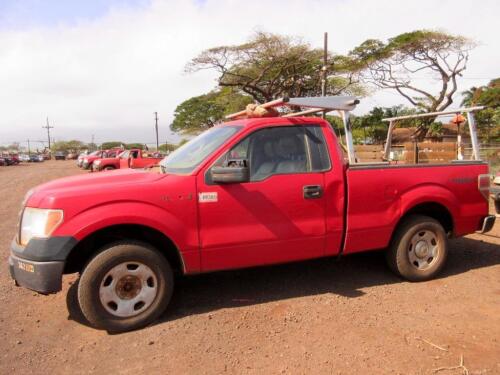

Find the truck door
[[197, 125, 332, 271], [118, 150, 130, 169]]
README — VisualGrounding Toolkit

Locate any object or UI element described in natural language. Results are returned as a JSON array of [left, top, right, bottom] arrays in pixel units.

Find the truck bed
[[343, 161, 489, 254]]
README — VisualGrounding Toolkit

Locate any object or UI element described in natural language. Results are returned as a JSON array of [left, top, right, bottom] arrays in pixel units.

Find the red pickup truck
[[91, 151, 125, 172], [8, 96, 495, 332], [78, 149, 121, 170], [118, 149, 164, 169]]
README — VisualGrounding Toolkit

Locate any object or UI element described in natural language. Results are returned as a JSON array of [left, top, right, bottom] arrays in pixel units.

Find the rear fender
[[399, 184, 459, 229]]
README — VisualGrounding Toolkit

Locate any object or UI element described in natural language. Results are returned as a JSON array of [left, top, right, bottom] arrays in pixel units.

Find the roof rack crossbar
[[382, 105, 485, 161], [225, 96, 359, 120], [382, 106, 485, 122]]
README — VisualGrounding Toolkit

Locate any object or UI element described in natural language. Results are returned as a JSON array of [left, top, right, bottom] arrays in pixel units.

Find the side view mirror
[[211, 164, 249, 183]]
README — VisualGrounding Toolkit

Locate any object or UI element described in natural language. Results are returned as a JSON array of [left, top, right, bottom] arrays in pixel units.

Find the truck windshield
[[160, 125, 241, 174]]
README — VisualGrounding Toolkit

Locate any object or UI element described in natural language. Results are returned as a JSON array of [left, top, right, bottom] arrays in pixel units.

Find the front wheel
[[77, 242, 173, 332], [386, 215, 448, 282]]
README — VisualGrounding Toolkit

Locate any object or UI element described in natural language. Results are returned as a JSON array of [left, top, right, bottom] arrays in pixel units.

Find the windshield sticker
[[199, 192, 218, 203]]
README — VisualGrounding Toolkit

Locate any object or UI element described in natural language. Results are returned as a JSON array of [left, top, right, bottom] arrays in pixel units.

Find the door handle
[[303, 185, 323, 199]]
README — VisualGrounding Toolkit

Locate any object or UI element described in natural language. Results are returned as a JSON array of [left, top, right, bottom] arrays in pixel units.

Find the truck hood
[[83, 155, 100, 162], [27, 169, 166, 207]]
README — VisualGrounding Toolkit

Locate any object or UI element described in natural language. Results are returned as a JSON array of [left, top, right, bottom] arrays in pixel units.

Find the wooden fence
[[404, 142, 457, 164], [353, 142, 459, 164]]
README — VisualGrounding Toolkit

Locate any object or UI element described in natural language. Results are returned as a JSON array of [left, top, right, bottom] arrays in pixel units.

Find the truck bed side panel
[[344, 163, 489, 254]]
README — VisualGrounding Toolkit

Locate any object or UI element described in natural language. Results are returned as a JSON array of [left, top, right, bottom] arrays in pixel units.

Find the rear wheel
[[77, 242, 173, 332], [386, 215, 448, 281]]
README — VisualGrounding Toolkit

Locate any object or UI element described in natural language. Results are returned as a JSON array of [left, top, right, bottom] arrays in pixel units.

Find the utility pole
[[42, 117, 54, 149], [154, 112, 159, 150], [321, 32, 328, 118], [26, 139, 31, 155]]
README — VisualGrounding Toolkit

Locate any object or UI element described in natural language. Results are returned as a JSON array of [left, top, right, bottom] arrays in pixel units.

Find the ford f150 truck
[[8, 96, 495, 332], [118, 149, 164, 169], [79, 149, 121, 169], [91, 151, 126, 172]]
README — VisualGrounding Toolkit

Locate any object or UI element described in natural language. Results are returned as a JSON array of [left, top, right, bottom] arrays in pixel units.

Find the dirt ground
[[0, 161, 499, 375]]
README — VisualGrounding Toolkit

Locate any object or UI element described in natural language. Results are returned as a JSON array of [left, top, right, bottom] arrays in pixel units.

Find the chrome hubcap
[[99, 262, 158, 318], [408, 230, 439, 270]]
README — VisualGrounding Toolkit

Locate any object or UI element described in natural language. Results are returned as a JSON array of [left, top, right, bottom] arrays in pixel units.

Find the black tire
[[77, 241, 173, 332], [386, 215, 448, 282]]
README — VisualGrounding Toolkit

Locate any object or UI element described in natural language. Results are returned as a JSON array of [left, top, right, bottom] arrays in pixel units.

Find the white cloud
[[0, 0, 498, 145]]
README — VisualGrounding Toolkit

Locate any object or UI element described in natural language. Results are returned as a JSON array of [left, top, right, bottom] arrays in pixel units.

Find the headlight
[[94, 160, 101, 165], [84, 158, 88, 163], [19, 208, 64, 246]]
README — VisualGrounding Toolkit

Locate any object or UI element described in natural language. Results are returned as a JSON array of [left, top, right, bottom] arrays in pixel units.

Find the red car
[[8, 97, 495, 332]]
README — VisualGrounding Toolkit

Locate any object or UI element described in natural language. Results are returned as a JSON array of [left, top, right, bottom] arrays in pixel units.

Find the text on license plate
[[18, 261, 34, 273]]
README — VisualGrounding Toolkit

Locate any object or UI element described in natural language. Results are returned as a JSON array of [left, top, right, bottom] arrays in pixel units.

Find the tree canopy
[[51, 140, 86, 152], [350, 30, 474, 138], [171, 88, 253, 134], [351, 30, 473, 112], [187, 31, 366, 104], [461, 78, 500, 142]]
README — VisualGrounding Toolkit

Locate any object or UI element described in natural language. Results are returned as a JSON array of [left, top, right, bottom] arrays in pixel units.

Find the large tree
[[171, 88, 253, 133], [186, 31, 366, 104], [461, 78, 500, 142], [350, 30, 474, 138]]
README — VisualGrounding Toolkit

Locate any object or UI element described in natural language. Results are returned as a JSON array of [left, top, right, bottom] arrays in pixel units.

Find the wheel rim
[[99, 262, 158, 318], [408, 229, 439, 270]]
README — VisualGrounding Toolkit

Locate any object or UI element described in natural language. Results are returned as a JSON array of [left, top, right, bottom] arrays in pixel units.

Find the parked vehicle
[[119, 149, 164, 169], [8, 96, 495, 332], [2, 154, 20, 165], [492, 172, 500, 214], [77, 152, 89, 167], [81, 149, 121, 170], [0, 156, 5, 166], [28, 154, 42, 162], [91, 151, 125, 172], [54, 151, 67, 160], [19, 154, 30, 162], [67, 152, 78, 160]]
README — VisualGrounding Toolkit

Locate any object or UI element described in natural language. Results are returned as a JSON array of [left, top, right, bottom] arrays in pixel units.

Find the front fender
[[54, 201, 198, 254]]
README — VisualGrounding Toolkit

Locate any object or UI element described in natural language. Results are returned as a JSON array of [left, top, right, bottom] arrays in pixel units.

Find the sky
[[0, 0, 498, 148]]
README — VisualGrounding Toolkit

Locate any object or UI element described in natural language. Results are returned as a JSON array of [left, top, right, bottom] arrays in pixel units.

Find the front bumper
[[9, 253, 64, 294], [8, 236, 77, 294]]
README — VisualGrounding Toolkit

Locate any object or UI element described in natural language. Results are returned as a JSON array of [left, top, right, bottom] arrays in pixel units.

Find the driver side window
[[209, 125, 330, 183]]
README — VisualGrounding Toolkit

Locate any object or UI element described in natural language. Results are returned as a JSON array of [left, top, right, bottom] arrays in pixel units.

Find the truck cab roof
[[223, 116, 329, 130]]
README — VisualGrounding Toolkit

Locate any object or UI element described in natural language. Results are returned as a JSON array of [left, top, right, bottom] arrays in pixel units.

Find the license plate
[[18, 261, 35, 273]]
